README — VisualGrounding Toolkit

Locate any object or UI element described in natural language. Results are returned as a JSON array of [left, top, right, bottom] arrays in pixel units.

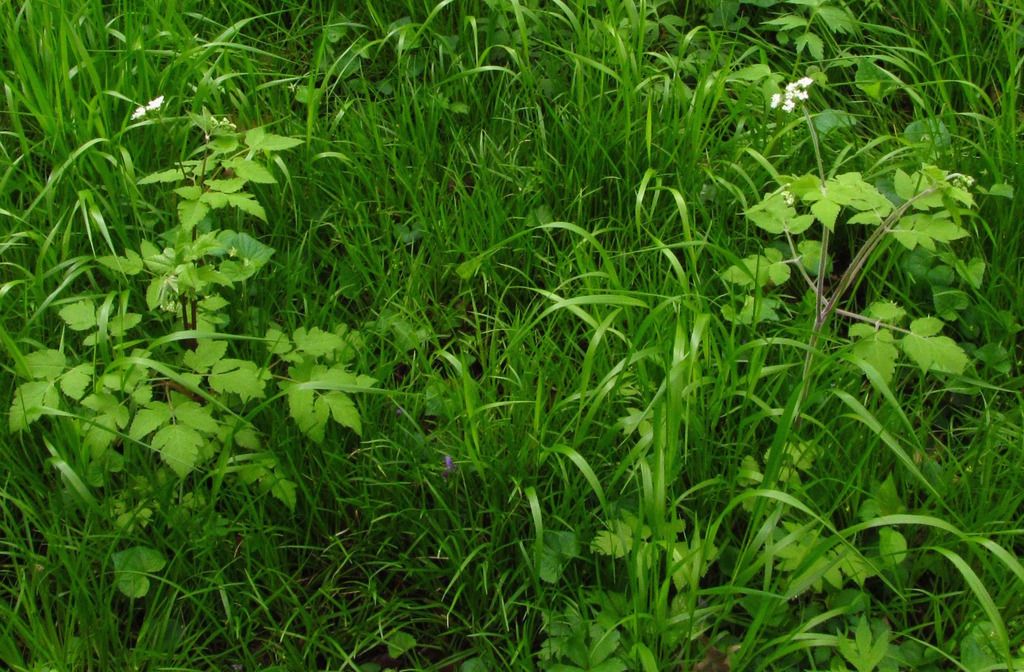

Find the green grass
[[2, 0, 1024, 670]]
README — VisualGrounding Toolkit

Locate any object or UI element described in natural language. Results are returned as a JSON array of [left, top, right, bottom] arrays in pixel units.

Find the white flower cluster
[[952, 174, 976, 190], [770, 77, 814, 113], [131, 95, 164, 120]]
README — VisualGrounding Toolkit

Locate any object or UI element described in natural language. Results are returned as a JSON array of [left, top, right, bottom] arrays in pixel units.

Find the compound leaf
[[151, 424, 203, 477]]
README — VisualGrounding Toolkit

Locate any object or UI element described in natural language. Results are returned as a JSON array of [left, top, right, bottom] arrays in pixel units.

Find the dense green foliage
[[2, 1, 1023, 669]]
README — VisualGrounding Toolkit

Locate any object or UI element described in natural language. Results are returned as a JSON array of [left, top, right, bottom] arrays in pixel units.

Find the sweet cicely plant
[[7, 96, 373, 596], [722, 75, 978, 396]]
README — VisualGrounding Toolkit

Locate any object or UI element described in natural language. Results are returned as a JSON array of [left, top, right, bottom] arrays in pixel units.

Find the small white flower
[[771, 76, 815, 114], [782, 190, 795, 206], [131, 95, 164, 120]]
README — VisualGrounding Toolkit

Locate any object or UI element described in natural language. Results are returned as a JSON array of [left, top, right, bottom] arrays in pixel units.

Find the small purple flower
[[442, 455, 455, 478]]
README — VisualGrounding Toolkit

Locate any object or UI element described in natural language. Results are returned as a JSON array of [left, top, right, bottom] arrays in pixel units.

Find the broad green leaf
[[893, 168, 918, 202], [178, 199, 209, 232], [539, 530, 579, 583], [744, 192, 796, 234], [909, 317, 944, 337], [958, 256, 986, 289], [173, 401, 219, 434], [224, 193, 266, 221], [151, 424, 203, 476], [208, 359, 268, 403], [222, 158, 276, 184], [721, 296, 781, 324], [24, 349, 66, 380], [183, 340, 228, 372], [217, 230, 275, 265], [385, 630, 417, 659], [138, 167, 187, 185], [60, 363, 93, 401], [59, 299, 97, 331], [855, 59, 899, 100], [286, 387, 330, 443], [798, 239, 824, 275], [264, 328, 293, 357], [174, 185, 202, 200], [293, 327, 345, 357], [878, 528, 908, 566], [933, 287, 969, 320], [9, 381, 60, 431], [813, 108, 856, 136], [245, 127, 303, 152], [811, 198, 841, 230], [130, 404, 172, 441], [591, 520, 633, 558], [900, 332, 969, 375], [904, 118, 951, 149], [200, 191, 230, 208], [112, 546, 167, 598], [864, 301, 906, 324], [794, 32, 824, 60], [322, 392, 362, 436], [82, 391, 131, 429], [986, 182, 1013, 199], [891, 213, 967, 251], [206, 133, 238, 153], [97, 249, 144, 275], [270, 476, 297, 511], [818, 5, 857, 34], [849, 334, 899, 382]]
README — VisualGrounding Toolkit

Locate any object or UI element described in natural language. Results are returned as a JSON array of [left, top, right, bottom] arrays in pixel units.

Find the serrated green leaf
[[130, 404, 172, 441], [9, 381, 60, 431], [233, 425, 261, 450], [721, 296, 781, 324], [110, 313, 142, 338], [245, 127, 303, 152], [865, 301, 906, 324], [265, 328, 292, 356], [173, 401, 219, 434], [795, 32, 824, 60], [112, 546, 167, 598], [270, 476, 297, 511], [59, 299, 97, 331], [811, 198, 840, 230], [178, 199, 209, 232], [322, 392, 362, 436], [174, 185, 202, 200], [200, 191, 229, 209], [222, 158, 276, 184], [224, 193, 266, 221], [208, 359, 268, 403], [151, 424, 203, 476], [60, 363, 93, 401], [900, 332, 969, 375], [82, 391, 131, 429], [286, 387, 330, 443], [24, 349, 66, 380], [138, 167, 187, 185], [183, 340, 228, 372], [293, 327, 345, 357], [97, 249, 144, 275], [909, 316, 944, 337], [745, 192, 796, 234]]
